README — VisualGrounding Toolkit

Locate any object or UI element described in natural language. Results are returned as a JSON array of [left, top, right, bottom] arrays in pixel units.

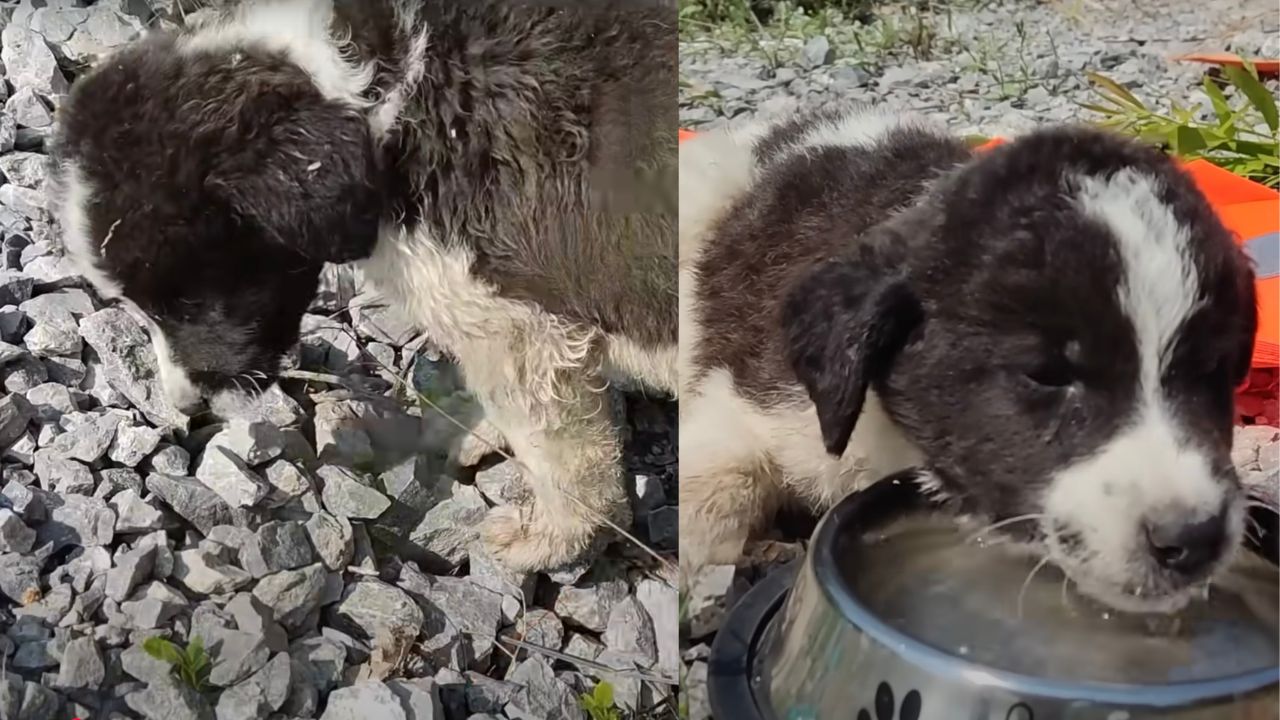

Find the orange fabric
[[677, 129, 1279, 371], [1173, 52, 1280, 76]]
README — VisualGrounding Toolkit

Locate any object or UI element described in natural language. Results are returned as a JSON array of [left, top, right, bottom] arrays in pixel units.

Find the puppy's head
[[50, 28, 381, 413], [784, 126, 1257, 612]]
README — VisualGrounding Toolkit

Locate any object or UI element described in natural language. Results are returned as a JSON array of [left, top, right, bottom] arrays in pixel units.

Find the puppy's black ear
[[782, 256, 922, 457], [207, 93, 382, 264], [1231, 258, 1258, 387]]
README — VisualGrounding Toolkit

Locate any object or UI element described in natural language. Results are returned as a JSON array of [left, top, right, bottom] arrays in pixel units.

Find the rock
[[39, 493, 115, 549], [407, 482, 487, 570], [386, 678, 444, 720], [602, 596, 657, 668], [350, 296, 418, 346], [686, 564, 738, 639], [0, 183, 47, 219], [328, 579, 424, 656], [261, 459, 311, 504], [313, 401, 374, 466], [0, 273, 34, 307], [474, 461, 529, 506], [109, 488, 168, 533], [3, 355, 48, 393], [172, 548, 253, 595], [0, 481, 43, 522], [121, 640, 175, 685], [505, 656, 583, 720], [300, 315, 362, 375], [305, 511, 354, 571], [56, 635, 105, 690], [124, 675, 214, 720], [463, 672, 518, 714], [252, 563, 327, 630], [0, 393, 33, 449], [51, 411, 123, 463], [24, 382, 76, 422], [195, 445, 270, 508], [0, 25, 69, 96], [0, 113, 14, 153], [647, 505, 677, 549], [22, 307, 79, 357], [801, 35, 834, 68], [33, 449, 95, 494], [239, 520, 314, 577], [0, 508, 35, 553], [206, 628, 270, 687], [553, 577, 629, 633], [148, 445, 191, 475], [636, 578, 679, 675], [467, 541, 534, 604], [0, 151, 48, 190], [289, 636, 346, 695], [0, 548, 41, 599], [319, 466, 390, 519], [516, 608, 564, 653], [119, 582, 186, 630], [225, 593, 289, 653], [215, 652, 290, 720], [205, 420, 286, 466], [106, 543, 156, 602], [109, 424, 163, 467], [146, 474, 234, 535], [320, 681, 408, 720], [13, 582, 73, 623], [312, 263, 359, 313], [79, 308, 188, 431], [398, 567, 501, 667]]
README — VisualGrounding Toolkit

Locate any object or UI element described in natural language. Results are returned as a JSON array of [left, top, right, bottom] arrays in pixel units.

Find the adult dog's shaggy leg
[[454, 330, 630, 572]]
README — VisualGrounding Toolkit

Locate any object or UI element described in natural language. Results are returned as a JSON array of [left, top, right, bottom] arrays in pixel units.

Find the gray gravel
[[0, 3, 679, 719], [680, 0, 1279, 136]]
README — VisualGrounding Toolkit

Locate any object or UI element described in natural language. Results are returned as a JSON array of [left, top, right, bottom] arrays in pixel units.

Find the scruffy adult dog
[[50, 0, 677, 571], [680, 106, 1257, 613]]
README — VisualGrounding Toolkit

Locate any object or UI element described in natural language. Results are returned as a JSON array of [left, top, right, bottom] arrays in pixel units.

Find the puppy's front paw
[[454, 419, 508, 467], [480, 504, 596, 572]]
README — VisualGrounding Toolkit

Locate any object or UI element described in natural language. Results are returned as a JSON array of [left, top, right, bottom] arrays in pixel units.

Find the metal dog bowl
[[709, 471, 1280, 720]]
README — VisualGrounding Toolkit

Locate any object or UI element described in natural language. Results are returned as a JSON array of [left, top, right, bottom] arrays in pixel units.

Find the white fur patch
[[144, 316, 202, 413], [796, 106, 927, 155], [604, 334, 676, 396], [180, 0, 374, 107], [1042, 169, 1230, 609], [56, 162, 124, 300]]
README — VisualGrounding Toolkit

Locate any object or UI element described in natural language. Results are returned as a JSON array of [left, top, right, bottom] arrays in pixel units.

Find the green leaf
[[1223, 65, 1279, 133], [186, 636, 208, 675], [1087, 71, 1147, 110], [594, 681, 614, 708], [142, 637, 184, 666], [1172, 125, 1209, 156], [1202, 77, 1234, 126]]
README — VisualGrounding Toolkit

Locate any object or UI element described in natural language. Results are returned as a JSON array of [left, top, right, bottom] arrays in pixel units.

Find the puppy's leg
[[454, 326, 629, 572], [679, 463, 777, 573]]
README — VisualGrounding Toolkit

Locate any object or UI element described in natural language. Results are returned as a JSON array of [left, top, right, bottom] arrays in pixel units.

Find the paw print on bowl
[[857, 681, 921, 720]]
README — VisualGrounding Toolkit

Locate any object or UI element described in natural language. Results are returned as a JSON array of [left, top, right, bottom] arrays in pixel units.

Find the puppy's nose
[[1144, 510, 1227, 576]]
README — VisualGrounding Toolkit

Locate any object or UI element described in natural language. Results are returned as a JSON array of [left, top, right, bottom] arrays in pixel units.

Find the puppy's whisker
[[1016, 556, 1051, 621], [966, 514, 1046, 543]]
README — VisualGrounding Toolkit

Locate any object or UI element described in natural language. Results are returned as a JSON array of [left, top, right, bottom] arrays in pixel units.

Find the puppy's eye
[[1024, 357, 1074, 388]]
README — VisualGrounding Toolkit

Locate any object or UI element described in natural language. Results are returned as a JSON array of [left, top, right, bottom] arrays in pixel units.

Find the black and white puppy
[[679, 106, 1257, 612], [50, 0, 677, 571]]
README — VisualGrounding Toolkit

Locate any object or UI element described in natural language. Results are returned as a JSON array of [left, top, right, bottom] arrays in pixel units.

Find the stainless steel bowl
[[708, 471, 1280, 720]]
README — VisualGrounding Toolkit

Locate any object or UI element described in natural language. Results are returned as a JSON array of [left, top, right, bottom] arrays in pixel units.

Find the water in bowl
[[845, 514, 1279, 684]]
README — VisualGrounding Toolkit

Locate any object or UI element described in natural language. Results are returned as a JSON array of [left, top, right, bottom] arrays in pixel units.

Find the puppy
[[49, 0, 677, 571], [679, 106, 1257, 613]]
